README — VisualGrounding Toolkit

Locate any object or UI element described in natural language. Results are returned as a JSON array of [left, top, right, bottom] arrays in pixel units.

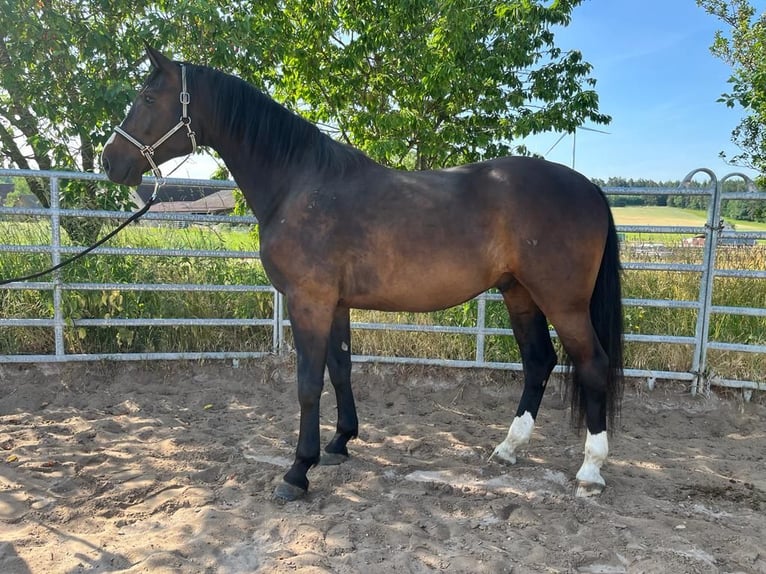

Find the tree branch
[[0, 120, 51, 208], [0, 38, 53, 172]]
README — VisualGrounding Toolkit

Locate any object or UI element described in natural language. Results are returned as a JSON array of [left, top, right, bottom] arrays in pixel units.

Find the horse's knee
[[297, 378, 323, 408]]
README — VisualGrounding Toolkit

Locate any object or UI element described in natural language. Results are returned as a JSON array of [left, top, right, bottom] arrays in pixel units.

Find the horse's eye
[[143, 94, 155, 105]]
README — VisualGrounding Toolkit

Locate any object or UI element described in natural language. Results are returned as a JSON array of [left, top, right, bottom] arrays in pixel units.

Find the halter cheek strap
[[113, 64, 197, 186]]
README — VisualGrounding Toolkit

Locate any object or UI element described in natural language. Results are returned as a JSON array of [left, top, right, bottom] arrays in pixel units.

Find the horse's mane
[[187, 64, 373, 173]]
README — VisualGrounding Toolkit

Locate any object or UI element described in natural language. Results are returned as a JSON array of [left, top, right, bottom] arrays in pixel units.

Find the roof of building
[[136, 183, 231, 204], [147, 189, 236, 213]]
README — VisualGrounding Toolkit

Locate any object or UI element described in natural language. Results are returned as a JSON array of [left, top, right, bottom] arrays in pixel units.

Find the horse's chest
[[258, 221, 339, 292]]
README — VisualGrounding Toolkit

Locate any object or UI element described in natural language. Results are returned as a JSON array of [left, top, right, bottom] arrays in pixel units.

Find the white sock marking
[[576, 430, 608, 487], [489, 411, 534, 464]]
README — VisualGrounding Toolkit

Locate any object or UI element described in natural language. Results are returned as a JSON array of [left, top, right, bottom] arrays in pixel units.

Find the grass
[[612, 206, 710, 227], [1, 218, 273, 356], [613, 206, 766, 232], [1, 208, 764, 386]]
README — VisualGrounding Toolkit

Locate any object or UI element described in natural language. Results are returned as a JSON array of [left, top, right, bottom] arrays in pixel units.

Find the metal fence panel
[[1, 168, 764, 396]]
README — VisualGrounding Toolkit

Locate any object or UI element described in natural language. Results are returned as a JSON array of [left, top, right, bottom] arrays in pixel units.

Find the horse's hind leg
[[549, 310, 611, 497], [321, 306, 359, 465], [490, 284, 557, 465]]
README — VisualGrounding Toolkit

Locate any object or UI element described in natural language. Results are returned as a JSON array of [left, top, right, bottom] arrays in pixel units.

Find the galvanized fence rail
[[1, 168, 764, 397]]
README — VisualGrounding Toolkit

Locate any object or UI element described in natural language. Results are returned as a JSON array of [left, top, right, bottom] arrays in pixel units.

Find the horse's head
[[102, 46, 196, 186]]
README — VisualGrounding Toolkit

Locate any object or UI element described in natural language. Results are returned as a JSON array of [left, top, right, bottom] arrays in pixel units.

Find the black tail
[[569, 193, 625, 433]]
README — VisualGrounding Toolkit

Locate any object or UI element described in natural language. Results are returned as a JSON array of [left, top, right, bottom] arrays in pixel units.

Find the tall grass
[[1, 218, 272, 355], [1, 218, 764, 383]]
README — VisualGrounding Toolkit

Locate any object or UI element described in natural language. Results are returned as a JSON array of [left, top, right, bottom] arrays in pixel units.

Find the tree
[[1, 0, 608, 244], [698, 0, 766, 181], [0, 0, 159, 243], [0, 0, 286, 244], [266, 0, 610, 170]]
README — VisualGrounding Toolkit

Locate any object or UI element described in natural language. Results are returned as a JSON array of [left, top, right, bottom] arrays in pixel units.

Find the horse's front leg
[[321, 306, 358, 465], [274, 296, 335, 502]]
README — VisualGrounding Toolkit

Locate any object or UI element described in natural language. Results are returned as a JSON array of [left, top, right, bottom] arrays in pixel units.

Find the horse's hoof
[[488, 443, 517, 466], [575, 480, 605, 498], [319, 452, 349, 466], [273, 481, 307, 502]]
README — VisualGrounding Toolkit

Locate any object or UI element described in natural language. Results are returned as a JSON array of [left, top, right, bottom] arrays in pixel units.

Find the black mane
[[187, 64, 373, 173]]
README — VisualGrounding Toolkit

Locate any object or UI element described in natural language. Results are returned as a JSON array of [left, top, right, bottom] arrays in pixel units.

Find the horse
[[102, 46, 624, 502]]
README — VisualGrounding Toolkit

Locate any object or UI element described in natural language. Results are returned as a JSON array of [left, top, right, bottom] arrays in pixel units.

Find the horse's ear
[[145, 45, 173, 71]]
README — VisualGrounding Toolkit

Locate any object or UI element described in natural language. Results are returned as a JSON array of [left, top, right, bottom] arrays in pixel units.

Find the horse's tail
[[570, 191, 625, 432]]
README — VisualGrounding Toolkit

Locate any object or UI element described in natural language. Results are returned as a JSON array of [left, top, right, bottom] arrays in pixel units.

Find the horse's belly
[[341, 263, 494, 312]]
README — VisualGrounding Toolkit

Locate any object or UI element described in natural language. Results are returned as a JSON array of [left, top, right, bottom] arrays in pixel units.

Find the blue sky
[[176, 0, 756, 183], [522, 0, 757, 182]]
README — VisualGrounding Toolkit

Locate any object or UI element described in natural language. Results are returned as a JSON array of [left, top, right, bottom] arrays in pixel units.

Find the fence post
[[272, 290, 285, 354], [475, 294, 486, 364], [689, 169, 722, 395], [50, 176, 65, 359]]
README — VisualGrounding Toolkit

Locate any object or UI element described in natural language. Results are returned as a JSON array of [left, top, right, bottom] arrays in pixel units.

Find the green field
[[612, 206, 766, 232]]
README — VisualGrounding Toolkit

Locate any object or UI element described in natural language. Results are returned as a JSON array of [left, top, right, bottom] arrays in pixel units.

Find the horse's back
[[458, 155, 604, 209], [431, 155, 611, 254], [263, 154, 611, 313]]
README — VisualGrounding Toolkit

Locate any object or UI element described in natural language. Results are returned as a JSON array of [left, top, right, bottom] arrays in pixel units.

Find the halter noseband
[[113, 63, 197, 185]]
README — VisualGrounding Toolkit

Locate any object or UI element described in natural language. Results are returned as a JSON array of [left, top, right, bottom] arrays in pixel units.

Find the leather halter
[[112, 63, 197, 184]]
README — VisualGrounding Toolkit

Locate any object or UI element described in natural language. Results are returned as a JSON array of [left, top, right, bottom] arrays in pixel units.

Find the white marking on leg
[[489, 411, 534, 465], [341, 341, 349, 352], [575, 431, 608, 496]]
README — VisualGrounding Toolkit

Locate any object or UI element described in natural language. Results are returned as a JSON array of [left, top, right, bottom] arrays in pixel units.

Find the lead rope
[[0, 64, 196, 286]]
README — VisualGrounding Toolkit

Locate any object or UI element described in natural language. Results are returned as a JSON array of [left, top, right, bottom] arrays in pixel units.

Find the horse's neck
[[196, 85, 319, 225], [216, 146, 294, 226]]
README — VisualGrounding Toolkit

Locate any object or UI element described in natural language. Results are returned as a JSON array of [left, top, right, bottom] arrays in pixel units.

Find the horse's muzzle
[[102, 139, 144, 186]]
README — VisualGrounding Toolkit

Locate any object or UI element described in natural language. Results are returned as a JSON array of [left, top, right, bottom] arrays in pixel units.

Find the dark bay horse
[[102, 47, 624, 501]]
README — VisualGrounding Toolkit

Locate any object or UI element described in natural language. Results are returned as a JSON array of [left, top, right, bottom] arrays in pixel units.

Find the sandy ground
[[0, 360, 764, 574]]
